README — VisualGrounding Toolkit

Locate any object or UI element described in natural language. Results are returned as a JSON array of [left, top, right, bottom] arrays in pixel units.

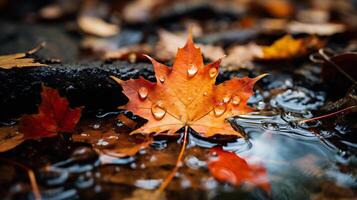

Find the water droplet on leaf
[[159, 76, 165, 83], [151, 101, 166, 120], [232, 96, 241, 106], [223, 96, 230, 103], [214, 103, 226, 117], [138, 87, 148, 100], [187, 64, 198, 78], [209, 68, 217, 78]]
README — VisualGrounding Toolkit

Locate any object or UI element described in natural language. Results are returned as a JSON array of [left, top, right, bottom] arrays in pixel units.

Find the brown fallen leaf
[[155, 30, 225, 62], [0, 126, 24, 152], [0, 43, 48, 69], [78, 16, 119, 37], [221, 43, 263, 69], [122, 0, 163, 23]]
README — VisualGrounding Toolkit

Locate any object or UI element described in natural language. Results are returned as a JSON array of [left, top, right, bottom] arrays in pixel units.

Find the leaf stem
[[156, 126, 188, 194], [297, 105, 356, 124], [0, 158, 41, 200]]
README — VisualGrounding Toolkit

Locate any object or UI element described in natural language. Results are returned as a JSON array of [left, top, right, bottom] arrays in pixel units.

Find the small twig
[[156, 126, 188, 194], [0, 158, 41, 200], [297, 105, 356, 124], [27, 42, 46, 55]]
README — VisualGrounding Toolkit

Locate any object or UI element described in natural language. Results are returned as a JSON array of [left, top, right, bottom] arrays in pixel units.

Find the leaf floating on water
[[0, 126, 24, 152], [19, 85, 83, 139], [0, 43, 48, 69], [208, 147, 271, 193], [111, 33, 265, 137]]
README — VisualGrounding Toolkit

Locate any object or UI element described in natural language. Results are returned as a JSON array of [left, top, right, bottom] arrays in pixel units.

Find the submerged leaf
[[72, 130, 152, 158], [19, 85, 83, 139], [112, 34, 265, 137], [208, 147, 270, 193]]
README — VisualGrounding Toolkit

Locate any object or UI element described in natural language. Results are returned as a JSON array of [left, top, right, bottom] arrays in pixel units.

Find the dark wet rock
[[0, 61, 153, 118]]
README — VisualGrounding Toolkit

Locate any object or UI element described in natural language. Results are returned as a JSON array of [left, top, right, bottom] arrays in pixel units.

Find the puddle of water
[[0, 66, 356, 200]]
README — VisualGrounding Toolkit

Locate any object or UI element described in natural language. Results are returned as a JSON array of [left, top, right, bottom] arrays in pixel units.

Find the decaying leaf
[[78, 16, 119, 37], [112, 34, 265, 137], [260, 35, 324, 60], [155, 30, 225, 62], [0, 44, 48, 69], [208, 147, 270, 193], [0, 126, 24, 152], [19, 85, 83, 139], [72, 130, 152, 158]]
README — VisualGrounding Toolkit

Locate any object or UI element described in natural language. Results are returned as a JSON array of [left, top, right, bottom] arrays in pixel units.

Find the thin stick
[[297, 106, 356, 124], [156, 126, 188, 194], [0, 158, 41, 200]]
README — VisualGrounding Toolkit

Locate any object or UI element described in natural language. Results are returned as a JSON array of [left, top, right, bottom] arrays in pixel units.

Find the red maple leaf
[[19, 85, 83, 139]]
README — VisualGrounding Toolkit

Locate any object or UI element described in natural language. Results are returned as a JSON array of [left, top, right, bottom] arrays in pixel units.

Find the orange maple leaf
[[208, 147, 271, 193], [111, 34, 265, 137], [19, 85, 83, 139], [261, 35, 323, 60]]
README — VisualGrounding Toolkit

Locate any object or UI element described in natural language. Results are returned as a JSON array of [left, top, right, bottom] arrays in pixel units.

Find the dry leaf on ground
[[78, 16, 119, 37], [0, 44, 47, 69]]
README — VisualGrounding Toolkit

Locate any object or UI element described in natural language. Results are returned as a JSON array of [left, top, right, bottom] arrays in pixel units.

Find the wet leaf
[[0, 45, 47, 69], [0, 126, 24, 152], [208, 147, 270, 193], [260, 35, 324, 60], [19, 85, 83, 139], [72, 130, 152, 158], [112, 34, 265, 137]]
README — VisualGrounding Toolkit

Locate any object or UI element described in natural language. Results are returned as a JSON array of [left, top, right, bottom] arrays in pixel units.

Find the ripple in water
[[270, 87, 325, 112]]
